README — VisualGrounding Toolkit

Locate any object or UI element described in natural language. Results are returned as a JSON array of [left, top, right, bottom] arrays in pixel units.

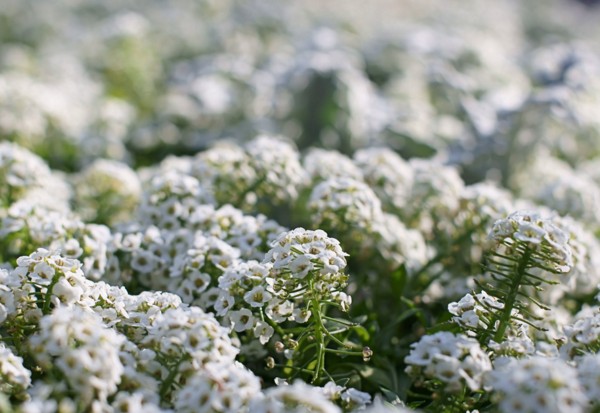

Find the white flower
[[332, 291, 352, 312], [374, 213, 428, 271], [230, 308, 256, 332], [186, 270, 211, 293], [214, 292, 235, 316], [32, 261, 55, 283], [243, 285, 272, 307], [322, 381, 345, 401], [253, 321, 274, 345], [198, 287, 222, 309], [244, 135, 308, 204], [62, 238, 83, 258], [264, 228, 348, 277], [288, 255, 314, 279], [265, 299, 294, 323], [73, 159, 142, 225], [292, 308, 311, 323], [143, 306, 238, 366], [560, 309, 600, 359], [341, 387, 372, 410], [111, 391, 165, 413], [130, 250, 158, 273]]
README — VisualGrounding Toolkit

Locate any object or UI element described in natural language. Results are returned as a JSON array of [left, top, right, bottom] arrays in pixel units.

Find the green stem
[[42, 273, 62, 315], [310, 298, 325, 383], [274, 363, 314, 375], [323, 348, 362, 356], [159, 355, 187, 401], [322, 315, 358, 327], [234, 175, 267, 206], [0, 393, 14, 413], [492, 247, 532, 343]]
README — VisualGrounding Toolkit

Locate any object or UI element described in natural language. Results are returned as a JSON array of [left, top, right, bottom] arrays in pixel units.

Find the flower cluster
[[309, 177, 383, 233], [216, 261, 274, 341], [138, 170, 215, 230], [489, 210, 574, 273], [575, 353, 600, 406], [191, 136, 307, 214], [106, 203, 283, 291], [353, 147, 413, 213], [304, 149, 364, 183], [404, 159, 465, 234], [72, 159, 142, 226], [404, 331, 492, 392], [3, 1, 600, 411], [486, 356, 588, 413], [0, 342, 31, 397], [9, 249, 89, 320], [192, 143, 258, 208], [560, 309, 600, 359], [0, 202, 111, 279], [28, 308, 125, 408], [251, 380, 343, 413], [0, 142, 70, 211], [168, 233, 240, 305], [0, 248, 358, 412], [173, 361, 261, 413], [244, 136, 308, 208], [264, 228, 349, 310]]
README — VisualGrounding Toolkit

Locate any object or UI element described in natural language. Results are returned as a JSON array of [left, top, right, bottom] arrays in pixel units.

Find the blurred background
[[1, 0, 600, 185]]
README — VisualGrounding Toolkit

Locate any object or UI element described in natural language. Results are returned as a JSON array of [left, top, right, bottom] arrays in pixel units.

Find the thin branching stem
[[492, 247, 532, 343]]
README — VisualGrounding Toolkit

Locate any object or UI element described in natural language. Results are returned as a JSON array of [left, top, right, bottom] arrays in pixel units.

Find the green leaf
[[391, 264, 407, 298], [352, 325, 370, 342], [379, 386, 403, 404], [346, 363, 397, 392]]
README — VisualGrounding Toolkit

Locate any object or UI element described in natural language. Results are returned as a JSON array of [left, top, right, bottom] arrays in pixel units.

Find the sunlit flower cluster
[[2, 1, 600, 412], [489, 210, 574, 273]]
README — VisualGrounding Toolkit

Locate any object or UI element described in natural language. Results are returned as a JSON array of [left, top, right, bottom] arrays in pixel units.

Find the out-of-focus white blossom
[[173, 361, 261, 413], [486, 356, 587, 413], [353, 147, 413, 212], [309, 177, 383, 232], [250, 380, 341, 413], [405, 331, 491, 392], [575, 353, 600, 406], [0, 342, 31, 395], [73, 159, 142, 226], [404, 159, 464, 234], [303, 148, 363, 183], [244, 135, 308, 206], [560, 308, 600, 360]]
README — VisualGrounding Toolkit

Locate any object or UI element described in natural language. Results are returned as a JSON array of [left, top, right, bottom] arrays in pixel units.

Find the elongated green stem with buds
[[492, 247, 532, 343]]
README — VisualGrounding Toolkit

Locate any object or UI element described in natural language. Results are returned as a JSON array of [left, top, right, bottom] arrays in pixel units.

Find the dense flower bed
[[2, 0, 600, 412]]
